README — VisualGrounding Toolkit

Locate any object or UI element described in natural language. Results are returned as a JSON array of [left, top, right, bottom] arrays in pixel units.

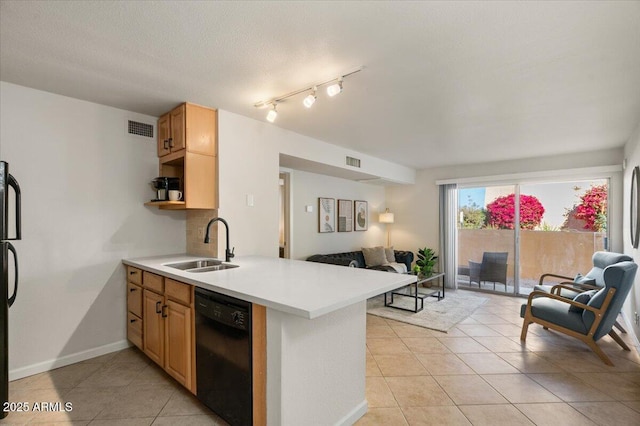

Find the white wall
[[287, 169, 386, 260], [217, 110, 414, 260], [266, 302, 367, 425], [387, 148, 625, 265], [623, 122, 640, 342], [0, 82, 186, 378]]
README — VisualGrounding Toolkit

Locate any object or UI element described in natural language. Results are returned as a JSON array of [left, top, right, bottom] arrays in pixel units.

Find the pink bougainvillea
[[486, 194, 545, 230], [574, 184, 607, 231]]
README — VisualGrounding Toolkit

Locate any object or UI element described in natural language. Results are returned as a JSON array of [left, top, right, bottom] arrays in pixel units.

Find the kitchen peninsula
[[123, 254, 415, 425]]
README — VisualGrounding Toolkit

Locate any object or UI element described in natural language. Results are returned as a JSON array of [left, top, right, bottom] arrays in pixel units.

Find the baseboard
[[334, 400, 368, 426], [620, 311, 640, 348], [8, 340, 131, 381]]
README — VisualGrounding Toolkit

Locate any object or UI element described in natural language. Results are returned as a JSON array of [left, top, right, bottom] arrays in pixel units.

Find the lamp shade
[[379, 209, 394, 224]]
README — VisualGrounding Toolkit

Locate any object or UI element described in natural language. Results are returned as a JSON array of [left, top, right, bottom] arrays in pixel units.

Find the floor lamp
[[379, 208, 394, 247]]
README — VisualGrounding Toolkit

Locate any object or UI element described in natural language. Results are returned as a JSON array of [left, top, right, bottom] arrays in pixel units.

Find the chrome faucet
[[204, 217, 235, 263]]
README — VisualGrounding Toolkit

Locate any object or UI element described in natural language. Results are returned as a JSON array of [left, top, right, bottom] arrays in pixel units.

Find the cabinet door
[[184, 152, 217, 209], [127, 283, 143, 317], [185, 104, 217, 156], [127, 312, 143, 350], [157, 113, 171, 157], [170, 105, 186, 152], [143, 290, 165, 367], [164, 300, 192, 388]]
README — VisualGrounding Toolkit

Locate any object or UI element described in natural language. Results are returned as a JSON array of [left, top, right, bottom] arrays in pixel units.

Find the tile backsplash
[[187, 209, 217, 257]]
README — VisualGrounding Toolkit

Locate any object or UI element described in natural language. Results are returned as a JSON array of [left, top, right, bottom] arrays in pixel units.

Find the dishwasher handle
[[195, 292, 250, 331]]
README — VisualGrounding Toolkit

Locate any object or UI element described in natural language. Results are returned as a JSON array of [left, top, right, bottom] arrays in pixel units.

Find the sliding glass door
[[456, 179, 609, 296], [457, 185, 517, 294], [517, 180, 608, 296]]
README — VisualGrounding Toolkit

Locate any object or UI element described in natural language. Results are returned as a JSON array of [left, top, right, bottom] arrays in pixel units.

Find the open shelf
[[144, 200, 186, 210]]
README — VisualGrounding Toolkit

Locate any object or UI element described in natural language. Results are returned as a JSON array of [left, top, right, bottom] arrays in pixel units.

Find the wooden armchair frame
[[520, 287, 630, 366], [538, 273, 601, 292]]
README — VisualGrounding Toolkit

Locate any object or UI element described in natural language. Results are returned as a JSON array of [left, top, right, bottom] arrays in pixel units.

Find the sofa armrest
[[306, 255, 360, 268], [368, 265, 397, 272], [394, 251, 414, 271]]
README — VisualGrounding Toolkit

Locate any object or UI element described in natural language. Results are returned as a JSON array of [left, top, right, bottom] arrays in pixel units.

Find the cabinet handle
[[164, 139, 169, 150], [130, 318, 136, 323], [129, 288, 136, 292], [161, 305, 168, 318], [129, 271, 137, 275], [156, 301, 162, 314], [168, 138, 174, 148]]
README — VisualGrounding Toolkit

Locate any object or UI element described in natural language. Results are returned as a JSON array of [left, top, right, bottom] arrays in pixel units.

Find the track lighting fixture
[[266, 104, 278, 123], [303, 87, 317, 108], [326, 78, 343, 97], [253, 66, 363, 122]]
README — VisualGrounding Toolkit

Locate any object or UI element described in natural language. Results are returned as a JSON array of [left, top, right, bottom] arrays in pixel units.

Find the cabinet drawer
[[127, 312, 143, 350], [127, 266, 142, 285], [127, 283, 143, 317], [165, 279, 192, 305], [143, 271, 164, 294]]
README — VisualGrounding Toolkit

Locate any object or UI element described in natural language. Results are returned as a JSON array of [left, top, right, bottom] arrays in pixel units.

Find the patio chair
[[534, 251, 633, 333], [469, 252, 508, 291], [520, 260, 637, 366]]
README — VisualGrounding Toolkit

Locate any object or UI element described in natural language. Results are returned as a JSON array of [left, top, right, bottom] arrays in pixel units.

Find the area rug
[[366, 291, 488, 333]]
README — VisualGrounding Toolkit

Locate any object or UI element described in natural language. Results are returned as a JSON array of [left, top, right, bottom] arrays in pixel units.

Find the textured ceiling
[[1, 1, 639, 170]]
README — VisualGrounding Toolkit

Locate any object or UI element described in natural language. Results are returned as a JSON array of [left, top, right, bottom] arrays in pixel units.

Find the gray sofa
[[306, 250, 414, 272]]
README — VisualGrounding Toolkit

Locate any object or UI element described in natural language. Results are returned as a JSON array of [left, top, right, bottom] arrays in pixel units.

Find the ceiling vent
[[127, 120, 154, 139], [346, 156, 361, 168]]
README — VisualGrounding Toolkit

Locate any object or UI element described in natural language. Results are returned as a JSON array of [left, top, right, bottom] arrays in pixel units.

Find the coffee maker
[[151, 177, 180, 201]]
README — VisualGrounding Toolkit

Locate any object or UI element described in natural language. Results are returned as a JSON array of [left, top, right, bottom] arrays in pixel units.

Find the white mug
[[168, 190, 182, 201]]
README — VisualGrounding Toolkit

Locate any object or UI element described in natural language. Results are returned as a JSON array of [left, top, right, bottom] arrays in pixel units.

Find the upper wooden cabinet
[[147, 102, 218, 210], [157, 103, 216, 158]]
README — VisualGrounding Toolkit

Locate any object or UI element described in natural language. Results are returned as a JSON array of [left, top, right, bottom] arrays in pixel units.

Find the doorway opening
[[279, 172, 291, 259]]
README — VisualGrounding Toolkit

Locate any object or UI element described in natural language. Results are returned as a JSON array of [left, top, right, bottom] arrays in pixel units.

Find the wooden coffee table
[[384, 272, 445, 313]]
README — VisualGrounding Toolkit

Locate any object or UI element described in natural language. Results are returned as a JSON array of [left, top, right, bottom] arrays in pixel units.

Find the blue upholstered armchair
[[520, 260, 637, 366], [534, 251, 633, 333]]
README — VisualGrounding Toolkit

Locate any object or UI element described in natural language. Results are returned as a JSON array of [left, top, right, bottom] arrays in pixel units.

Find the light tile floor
[[4, 289, 640, 425], [357, 290, 640, 425], [5, 348, 228, 425]]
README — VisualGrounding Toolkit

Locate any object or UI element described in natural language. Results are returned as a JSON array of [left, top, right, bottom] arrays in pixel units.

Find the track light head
[[266, 104, 278, 123], [327, 78, 343, 97], [303, 87, 317, 108], [253, 67, 362, 119]]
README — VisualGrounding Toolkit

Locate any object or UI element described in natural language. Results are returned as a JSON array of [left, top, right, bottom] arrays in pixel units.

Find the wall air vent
[[127, 120, 154, 138], [346, 156, 361, 168]]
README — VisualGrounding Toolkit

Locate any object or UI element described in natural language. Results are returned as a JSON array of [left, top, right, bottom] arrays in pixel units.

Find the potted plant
[[416, 247, 438, 280]]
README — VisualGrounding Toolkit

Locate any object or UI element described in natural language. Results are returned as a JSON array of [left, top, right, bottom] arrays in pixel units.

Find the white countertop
[[123, 254, 416, 319]]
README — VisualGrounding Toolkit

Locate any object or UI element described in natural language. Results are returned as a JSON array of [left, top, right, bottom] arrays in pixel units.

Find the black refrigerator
[[1, 161, 21, 419]]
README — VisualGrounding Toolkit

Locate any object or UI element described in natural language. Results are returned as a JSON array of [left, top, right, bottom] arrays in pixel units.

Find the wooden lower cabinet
[[164, 300, 193, 388], [126, 270, 144, 351], [125, 265, 266, 423], [143, 289, 165, 367]]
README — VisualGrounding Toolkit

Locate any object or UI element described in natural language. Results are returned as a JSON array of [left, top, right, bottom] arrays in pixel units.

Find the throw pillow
[[574, 273, 596, 286], [362, 246, 387, 267], [384, 246, 395, 264], [569, 290, 598, 313]]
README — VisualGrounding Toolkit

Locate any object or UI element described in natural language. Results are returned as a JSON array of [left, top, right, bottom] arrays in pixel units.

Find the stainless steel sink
[[188, 264, 239, 273], [164, 259, 239, 273]]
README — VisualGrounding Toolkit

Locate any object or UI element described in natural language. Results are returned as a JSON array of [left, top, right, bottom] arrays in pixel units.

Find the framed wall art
[[318, 197, 335, 233], [338, 199, 353, 232], [354, 200, 368, 231]]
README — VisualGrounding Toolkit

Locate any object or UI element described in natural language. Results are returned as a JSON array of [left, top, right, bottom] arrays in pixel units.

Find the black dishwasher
[[195, 287, 253, 426]]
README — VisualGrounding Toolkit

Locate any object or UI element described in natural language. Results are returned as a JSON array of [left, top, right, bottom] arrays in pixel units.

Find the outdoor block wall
[[459, 229, 605, 281]]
